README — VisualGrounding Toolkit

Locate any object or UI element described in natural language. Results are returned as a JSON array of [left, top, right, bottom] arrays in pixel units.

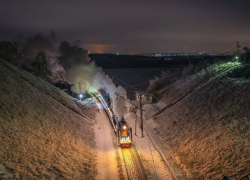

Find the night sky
[[0, 0, 250, 53]]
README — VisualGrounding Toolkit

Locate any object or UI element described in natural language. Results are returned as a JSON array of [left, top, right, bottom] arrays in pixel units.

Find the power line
[[147, 61, 243, 123], [218, 44, 236, 53], [240, 43, 250, 47], [116, 93, 134, 105], [130, 81, 150, 87], [114, 43, 239, 96], [112, 79, 136, 94], [114, 76, 164, 104], [113, 77, 146, 92], [147, 44, 243, 97], [112, 44, 245, 121], [114, 76, 160, 101], [113, 77, 145, 93], [119, 54, 237, 103]]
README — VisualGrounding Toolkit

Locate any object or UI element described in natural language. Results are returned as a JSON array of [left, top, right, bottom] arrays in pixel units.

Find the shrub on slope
[[147, 60, 250, 179], [0, 60, 97, 179]]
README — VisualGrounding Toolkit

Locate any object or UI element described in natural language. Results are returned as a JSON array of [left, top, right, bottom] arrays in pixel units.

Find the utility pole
[[140, 94, 144, 138], [237, 41, 241, 55], [131, 108, 137, 136], [135, 112, 137, 136], [79, 82, 81, 93], [79, 82, 82, 101]]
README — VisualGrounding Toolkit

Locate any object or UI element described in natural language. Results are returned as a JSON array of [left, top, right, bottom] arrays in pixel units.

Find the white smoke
[[66, 61, 128, 119], [91, 69, 128, 118], [19, 32, 63, 72], [15, 32, 129, 117]]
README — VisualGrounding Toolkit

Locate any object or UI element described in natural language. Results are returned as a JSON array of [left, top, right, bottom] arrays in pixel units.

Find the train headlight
[[123, 126, 126, 129], [121, 137, 131, 143]]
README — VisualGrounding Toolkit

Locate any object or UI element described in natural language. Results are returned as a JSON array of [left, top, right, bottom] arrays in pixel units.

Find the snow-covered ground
[[143, 61, 250, 179], [125, 112, 186, 180], [2, 58, 249, 180], [94, 109, 119, 180], [0, 60, 97, 179], [1, 59, 183, 180], [93, 95, 186, 180]]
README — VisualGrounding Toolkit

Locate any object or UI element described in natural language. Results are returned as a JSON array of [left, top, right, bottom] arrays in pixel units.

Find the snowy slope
[[0, 60, 98, 179], [144, 60, 250, 179]]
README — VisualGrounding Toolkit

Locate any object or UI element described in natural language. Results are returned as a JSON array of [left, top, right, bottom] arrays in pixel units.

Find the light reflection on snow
[[96, 103, 105, 109]]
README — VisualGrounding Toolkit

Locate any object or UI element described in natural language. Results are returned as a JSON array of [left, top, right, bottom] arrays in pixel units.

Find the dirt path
[[94, 108, 119, 180]]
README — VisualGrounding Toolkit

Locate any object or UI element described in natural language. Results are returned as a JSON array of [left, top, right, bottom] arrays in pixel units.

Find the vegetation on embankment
[[0, 60, 98, 179], [145, 60, 250, 179]]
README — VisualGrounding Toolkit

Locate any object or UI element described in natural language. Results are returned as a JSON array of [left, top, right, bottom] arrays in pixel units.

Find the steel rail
[[121, 145, 148, 180]]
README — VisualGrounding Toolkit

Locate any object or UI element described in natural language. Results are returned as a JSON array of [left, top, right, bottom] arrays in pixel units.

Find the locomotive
[[118, 120, 132, 148], [112, 113, 132, 148], [93, 91, 133, 148]]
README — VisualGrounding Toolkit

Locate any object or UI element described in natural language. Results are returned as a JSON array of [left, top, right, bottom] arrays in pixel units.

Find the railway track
[[94, 92, 149, 179], [121, 145, 148, 180]]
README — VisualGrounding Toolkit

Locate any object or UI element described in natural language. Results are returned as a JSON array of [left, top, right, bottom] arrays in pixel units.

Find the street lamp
[[79, 94, 83, 101]]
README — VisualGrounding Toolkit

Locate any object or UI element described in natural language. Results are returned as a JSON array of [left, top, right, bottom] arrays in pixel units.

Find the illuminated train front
[[117, 118, 132, 148]]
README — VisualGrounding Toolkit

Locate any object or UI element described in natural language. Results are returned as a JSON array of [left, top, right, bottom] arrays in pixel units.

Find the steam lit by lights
[[82, 80, 112, 117]]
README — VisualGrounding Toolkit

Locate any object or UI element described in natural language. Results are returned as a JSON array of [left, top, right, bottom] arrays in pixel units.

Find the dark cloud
[[0, 0, 250, 53]]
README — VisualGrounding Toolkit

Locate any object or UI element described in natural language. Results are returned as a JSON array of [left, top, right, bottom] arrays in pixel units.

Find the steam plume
[[18, 32, 63, 72]]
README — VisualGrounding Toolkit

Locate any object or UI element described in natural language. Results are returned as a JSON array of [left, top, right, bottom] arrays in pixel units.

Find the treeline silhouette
[[89, 53, 232, 68]]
